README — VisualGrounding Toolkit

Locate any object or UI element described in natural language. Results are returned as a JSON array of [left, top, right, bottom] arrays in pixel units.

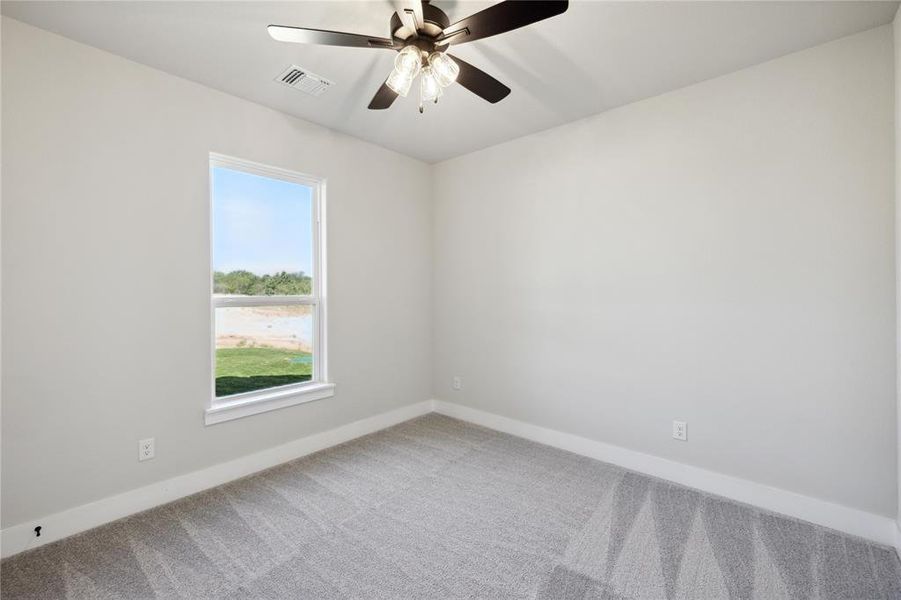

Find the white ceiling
[[3, 1, 898, 162]]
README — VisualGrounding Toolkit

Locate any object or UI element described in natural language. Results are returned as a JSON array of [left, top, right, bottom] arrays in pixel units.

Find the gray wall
[[432, 26, 896, 517], [2, 16, 897, 531], [1, 18, 433, 528]]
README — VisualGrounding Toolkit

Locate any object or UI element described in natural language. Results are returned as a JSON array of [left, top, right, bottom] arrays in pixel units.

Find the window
[[206, 154, 332, 425]]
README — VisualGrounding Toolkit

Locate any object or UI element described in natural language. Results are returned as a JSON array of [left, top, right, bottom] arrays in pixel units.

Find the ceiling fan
[[268, 0, 569, 113]]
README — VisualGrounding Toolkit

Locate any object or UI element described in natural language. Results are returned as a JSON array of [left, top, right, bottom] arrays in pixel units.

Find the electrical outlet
[[452, 376, 462, 391], [138, 438, 155, 461], [672, 421, 687, 441]]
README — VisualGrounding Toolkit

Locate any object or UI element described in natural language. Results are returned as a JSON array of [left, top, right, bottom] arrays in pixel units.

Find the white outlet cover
[[138, 438, 155, 461], [672, 421, 687, 441], [452, 376, 462, 391]]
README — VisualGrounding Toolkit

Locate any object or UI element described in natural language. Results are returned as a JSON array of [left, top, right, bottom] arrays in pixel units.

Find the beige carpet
[[2, 414, 899, 599]]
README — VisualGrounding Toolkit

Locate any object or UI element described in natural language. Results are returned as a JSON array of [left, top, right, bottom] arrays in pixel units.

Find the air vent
[[275, 65, 333, 97]]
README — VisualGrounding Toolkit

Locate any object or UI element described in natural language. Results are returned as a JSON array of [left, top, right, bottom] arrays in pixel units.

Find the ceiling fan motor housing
[[390, 2, 451, 57]]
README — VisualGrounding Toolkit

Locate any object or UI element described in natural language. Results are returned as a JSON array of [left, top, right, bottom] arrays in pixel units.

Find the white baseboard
[[431, 399, 897, 547], [0, 400, 433, 559], [3, 398, 895, 560]]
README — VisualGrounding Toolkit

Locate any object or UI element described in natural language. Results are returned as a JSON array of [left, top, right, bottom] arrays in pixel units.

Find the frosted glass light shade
[[420, 66, 443, 103], [386, 67, 414, 97], [394, 46, 422, 78], [428, 52, 459, 87]]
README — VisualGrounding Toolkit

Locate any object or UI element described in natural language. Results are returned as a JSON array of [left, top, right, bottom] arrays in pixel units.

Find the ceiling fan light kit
[[386, 45, 455, 111], [395, 45, 423, 79], [386, 65, 414, 97], [420, 66, 443, 109], [429, 52, 460, 87], [267, 0, 569, 112]]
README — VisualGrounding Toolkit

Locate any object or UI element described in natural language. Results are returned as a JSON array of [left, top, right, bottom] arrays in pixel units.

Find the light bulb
[[420, 66, 442, 103], [386, 67, 413, 97], [394, 45, 422, 78], [428, 52, 459, 87]]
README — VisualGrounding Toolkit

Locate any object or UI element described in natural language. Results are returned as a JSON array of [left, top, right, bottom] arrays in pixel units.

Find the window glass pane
[[212, 166, 313, 296], [215, 305, 313, 397]]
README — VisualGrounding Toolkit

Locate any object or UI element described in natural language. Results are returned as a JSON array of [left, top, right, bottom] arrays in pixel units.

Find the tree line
[[214, 270, 311, 295]]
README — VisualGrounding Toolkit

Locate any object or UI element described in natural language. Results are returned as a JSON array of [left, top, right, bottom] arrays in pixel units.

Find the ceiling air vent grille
[[275, 65, 333, 97]]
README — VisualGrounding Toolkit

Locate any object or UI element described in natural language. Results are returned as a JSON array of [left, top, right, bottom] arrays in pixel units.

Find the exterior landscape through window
[[211, 159, 321, 399]]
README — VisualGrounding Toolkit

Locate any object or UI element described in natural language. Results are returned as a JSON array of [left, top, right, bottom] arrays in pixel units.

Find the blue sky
[[212, 166, 313, 276]]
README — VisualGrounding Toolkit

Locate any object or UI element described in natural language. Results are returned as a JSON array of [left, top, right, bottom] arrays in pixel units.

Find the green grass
[[216, 347, 312, 397]]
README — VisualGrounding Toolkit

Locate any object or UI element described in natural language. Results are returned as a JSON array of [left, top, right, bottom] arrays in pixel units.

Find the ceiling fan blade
[[368, 79, 399, 110], [439, 1, 568, 46], [268, 25, 396, 49], [449, 55, 511, 103], [394, 0, 423, 32]]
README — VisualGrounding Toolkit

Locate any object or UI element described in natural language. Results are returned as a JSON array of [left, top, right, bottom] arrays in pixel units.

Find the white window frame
[[205, 153, 333, 426]]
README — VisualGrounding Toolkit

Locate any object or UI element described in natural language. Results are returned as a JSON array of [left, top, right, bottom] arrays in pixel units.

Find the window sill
[[204, 382, 336, 425]]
